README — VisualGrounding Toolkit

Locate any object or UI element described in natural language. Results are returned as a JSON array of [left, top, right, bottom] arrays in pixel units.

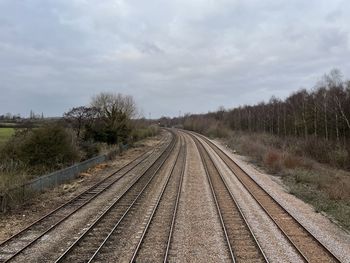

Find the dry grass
[[283, 154, 304, 169]]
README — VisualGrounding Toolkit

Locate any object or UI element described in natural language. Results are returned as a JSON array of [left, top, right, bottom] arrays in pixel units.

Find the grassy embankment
[[193, 127, 350, 231]]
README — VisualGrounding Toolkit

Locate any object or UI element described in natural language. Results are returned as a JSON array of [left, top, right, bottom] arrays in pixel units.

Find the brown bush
[[283, 154, 313, 170], [325, 176, 350, 201], [283, 154, 302, 169], [264, 149, 282, 173]]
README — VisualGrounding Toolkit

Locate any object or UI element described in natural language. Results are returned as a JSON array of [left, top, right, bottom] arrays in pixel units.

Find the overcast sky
[[1, 0, 350, 118]]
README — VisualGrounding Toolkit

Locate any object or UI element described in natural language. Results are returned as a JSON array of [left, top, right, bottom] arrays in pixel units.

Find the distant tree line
[[0, 110, 43, 121], [0, 113, 21, 121], [179, 69, 350, 143], [221, 69, 350, 143], [159, 70, 350, 168]]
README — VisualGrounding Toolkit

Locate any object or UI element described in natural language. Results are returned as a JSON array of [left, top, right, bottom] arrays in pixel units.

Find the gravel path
[[169, 133, 230, 263], [211, 138, 350, 263]]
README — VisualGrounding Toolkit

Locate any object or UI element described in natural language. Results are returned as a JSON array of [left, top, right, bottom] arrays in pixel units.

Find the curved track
[[191, 131, 341, 263], [0, 128, 344, 262], [55, 130, 178, 262], [0, 134, 169, 263], [188, 131, 268, 263], [130, 133, 186, 263]]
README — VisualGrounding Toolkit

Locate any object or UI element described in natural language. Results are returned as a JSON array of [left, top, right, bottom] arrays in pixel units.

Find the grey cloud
[[0, 0, 350, 117]]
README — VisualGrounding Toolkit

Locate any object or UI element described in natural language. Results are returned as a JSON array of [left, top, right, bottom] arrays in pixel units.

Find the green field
[[0, 128, 15, 145]]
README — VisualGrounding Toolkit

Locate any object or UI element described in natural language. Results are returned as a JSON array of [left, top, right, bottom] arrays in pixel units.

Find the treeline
[[179, 69, 350, 142], [163, 69, 350, 168], [222, 69, 350, 143]]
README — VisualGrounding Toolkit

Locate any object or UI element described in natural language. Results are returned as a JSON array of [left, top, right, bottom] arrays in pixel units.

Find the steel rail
[[122, 134, 185, 262], [190, 132, 267, 263], [76, 131, 178, 263], [0, 135, 168, 263], [192, 131, 342, 263], [163, 134, 187, 263], [55, 130, 177, 262], [193, 135, 236, 262]]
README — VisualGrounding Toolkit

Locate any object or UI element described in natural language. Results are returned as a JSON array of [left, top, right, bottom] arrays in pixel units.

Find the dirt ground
[[0, 134, 163, 243]]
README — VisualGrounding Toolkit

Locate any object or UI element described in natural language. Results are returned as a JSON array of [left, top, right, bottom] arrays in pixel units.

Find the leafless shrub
[[264, 149, 282, 173]]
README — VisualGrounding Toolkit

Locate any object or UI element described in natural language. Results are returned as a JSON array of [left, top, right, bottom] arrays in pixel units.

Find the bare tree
[[64, 106, 97, 138]]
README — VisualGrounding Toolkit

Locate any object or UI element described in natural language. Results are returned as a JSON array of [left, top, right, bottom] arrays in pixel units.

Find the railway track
[[0, 128, 344, 262], [54, 130, 178, 262], [192, 131, 342, 263], [0, 133, 170, 263], [189, 132, 267, 263], [131, 133, 186, 263]]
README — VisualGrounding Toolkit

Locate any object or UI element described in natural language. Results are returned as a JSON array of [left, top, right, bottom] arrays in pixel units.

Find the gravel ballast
[[200, 137, 304, 262], [169, 134, 230, 262], [211, 138, 350, 263]]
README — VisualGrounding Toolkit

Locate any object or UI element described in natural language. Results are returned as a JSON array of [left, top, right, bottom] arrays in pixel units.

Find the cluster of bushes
[[225, 132, 313, 172], [183, 116, 230, 138], [0, 125, 80, 176], [131, 125, 159, 141], [0, 92, 159, 190]]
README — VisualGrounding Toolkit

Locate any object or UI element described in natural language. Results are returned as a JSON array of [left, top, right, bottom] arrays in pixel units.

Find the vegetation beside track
[[223, 132, 350, 231], [0, 92, 159, 211]]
